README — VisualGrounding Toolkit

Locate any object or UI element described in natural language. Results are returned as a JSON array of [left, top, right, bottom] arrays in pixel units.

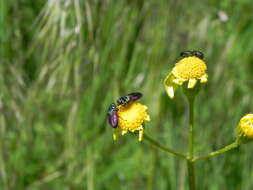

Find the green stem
[[187, 96, 195, 190], [187, 160, 195, 190], [143, 134, 187, 160], [188, 96, 194, 160], [193, 141, 239, 162]]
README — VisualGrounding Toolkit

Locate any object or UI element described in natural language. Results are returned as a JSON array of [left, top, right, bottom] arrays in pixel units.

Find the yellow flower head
[[237, 114, 253, 143], [164, 52, 208, 98], [113, 102, 150, 141]]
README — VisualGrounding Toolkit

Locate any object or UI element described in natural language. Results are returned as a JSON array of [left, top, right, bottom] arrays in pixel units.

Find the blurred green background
[[1, 0, 253, 189]]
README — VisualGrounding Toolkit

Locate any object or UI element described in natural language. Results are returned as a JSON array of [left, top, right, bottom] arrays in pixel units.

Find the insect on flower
[[116, 92, 142, 106], [180, 50, 192, 58], [180, 50, 204, 59], [107, 92, 143, 128], [107, 103, 118, 128], [107, 92, 150, 141], [164, 50, 208, 98]]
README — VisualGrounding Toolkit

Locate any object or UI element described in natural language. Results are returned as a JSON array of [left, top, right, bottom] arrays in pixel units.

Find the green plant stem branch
[[193, 141, 239, 162], [143, 134, 187, 159], [187, 96, 196, 190]]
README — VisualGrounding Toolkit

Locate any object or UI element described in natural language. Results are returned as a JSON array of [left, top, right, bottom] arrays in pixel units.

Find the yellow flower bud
[[237, 113, 253, 144]]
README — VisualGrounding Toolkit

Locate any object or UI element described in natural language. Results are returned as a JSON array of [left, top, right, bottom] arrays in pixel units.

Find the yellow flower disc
[[239, 113, 253, 138], [117, 102, 150, 132], [172, 57, 207, 79]]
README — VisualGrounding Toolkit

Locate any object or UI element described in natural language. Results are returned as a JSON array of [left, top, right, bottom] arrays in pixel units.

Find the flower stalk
[[188, 96, 195, 160], [193, 141, 239, 162], [143, 134, 187, 159], [186, 95, 196, 190]]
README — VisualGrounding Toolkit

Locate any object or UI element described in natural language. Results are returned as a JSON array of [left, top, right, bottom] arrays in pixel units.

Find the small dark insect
[[180, 50, 192, 58], [116, 92, 142, 106], [180, 50, 204, 59], [107, 103, 118, 128], [191, 50, 204, 59], [107, 92, 142, 128]]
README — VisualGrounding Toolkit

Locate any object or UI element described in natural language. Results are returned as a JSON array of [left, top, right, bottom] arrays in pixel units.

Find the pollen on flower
[[172, 57, 207, 79], [117, 102, 149, 131], [239, 114, 253, 138], [115, 101, 150, 141]]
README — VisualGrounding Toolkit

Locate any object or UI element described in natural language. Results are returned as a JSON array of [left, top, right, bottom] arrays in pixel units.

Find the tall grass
[[0, 0, 253, 189]]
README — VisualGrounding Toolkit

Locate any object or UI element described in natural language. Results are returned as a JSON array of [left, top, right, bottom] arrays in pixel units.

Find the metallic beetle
[[107, 92, 142, 128], [116, 92, 142, 106], [107, 103, 118, 128]]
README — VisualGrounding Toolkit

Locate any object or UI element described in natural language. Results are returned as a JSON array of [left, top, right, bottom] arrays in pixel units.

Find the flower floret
[[113, 102, 150, 141]]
